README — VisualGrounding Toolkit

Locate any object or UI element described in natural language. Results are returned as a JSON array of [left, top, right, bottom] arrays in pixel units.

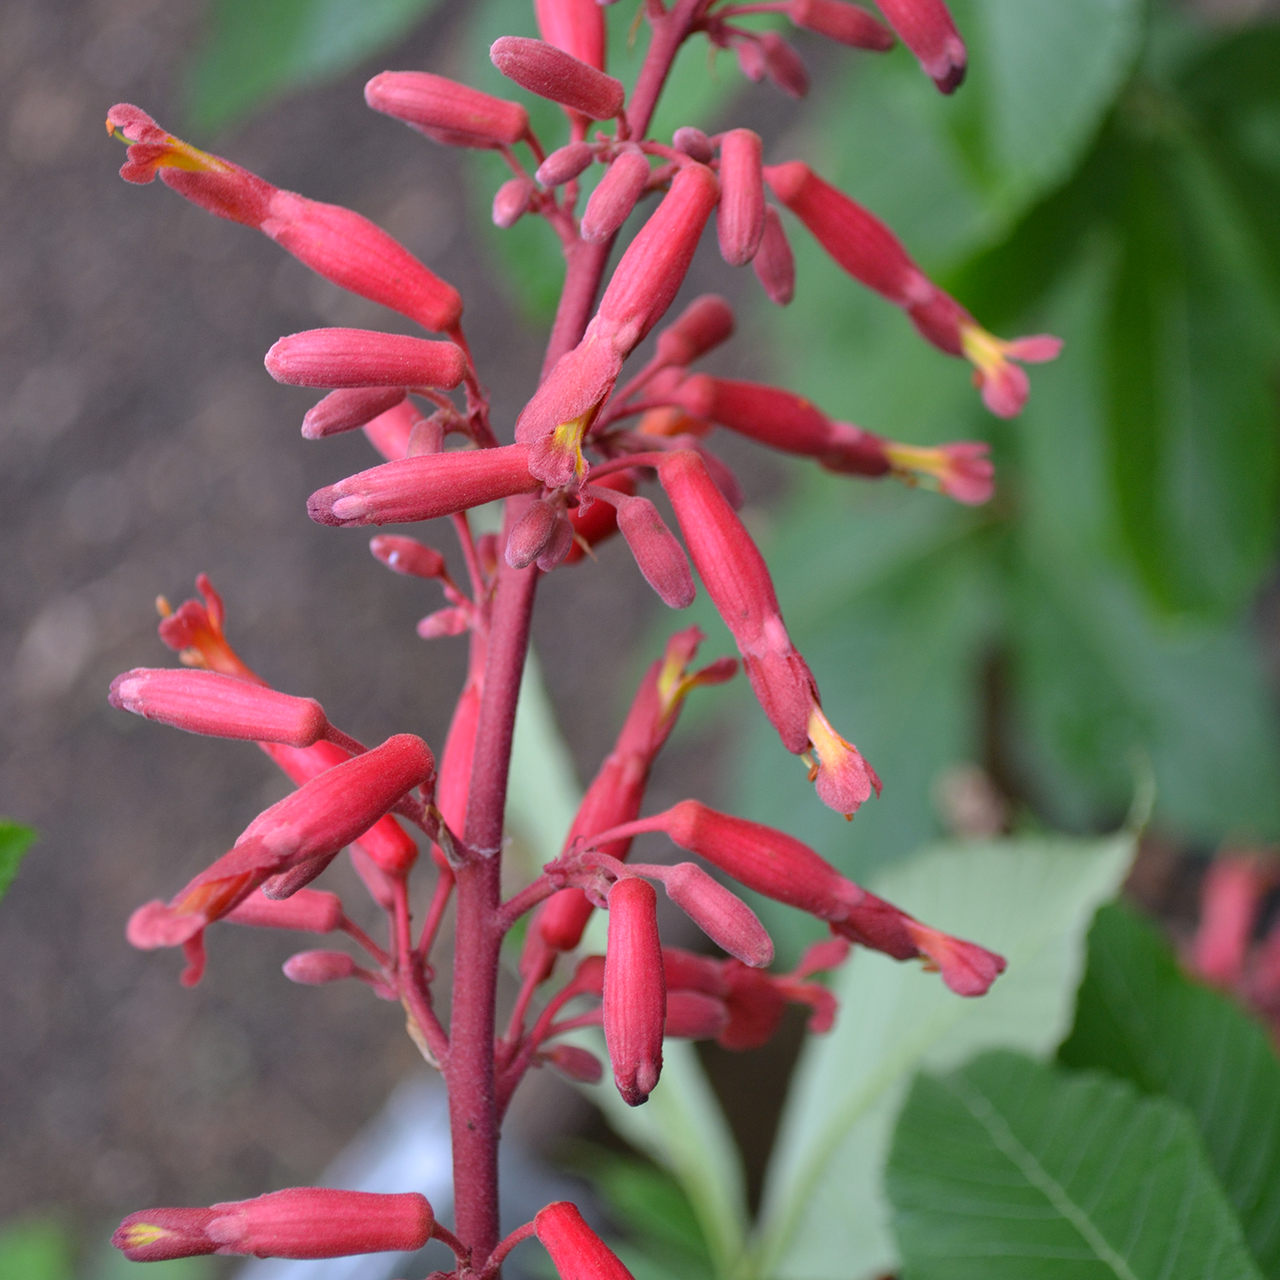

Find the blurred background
[[2, 0, 1278, 1274]]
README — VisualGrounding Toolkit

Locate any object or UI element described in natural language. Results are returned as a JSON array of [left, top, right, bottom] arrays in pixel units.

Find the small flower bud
[[536, 0, 607, 70], [542, 1043, 605, 1083], [717, 129, 766, 266], [109, 668, 329, 747], [875, 0, 967, 92], [1194, 856, 1267, 986], [672, 126, 713, 163], [302, 387, 407, 440], [654, 295, 736, 368], [224, 888, 343, 933], [364, 71, 530, 148], [760, 32, 810, 97], [581, 147, 651, 243], [417, 607, 471, 638], [537, 141, 597, 187], [370, 534, 449, 580], [752, 206, 795, 305], [735, 38, 767, 82], [534, 1203, 633, 1280], [308, 443, 539, 528], [615, 495, 695, 609], [604, 877, 666, 1105], [787, 0, 895, 49], [490, 36, 626, 120], [506, 498, 561, 569], [265, 329, 467, 391], [657, 862, 774, 966], [537, 511, 577, 572], [493, 176, 536, 228], [282, 949, 357, 985], [664, 990, 730, 1039]]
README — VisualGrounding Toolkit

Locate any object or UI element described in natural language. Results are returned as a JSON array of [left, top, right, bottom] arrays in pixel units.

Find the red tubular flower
[[534, 1202, 634, 1280], [610, 494, 696, 608], [301, 387, 407, 440], [581, 147, 652, 244], [265, 329, 467, 391], [364, 71, 531, 148], [541, 1043, 605, 1083], [753, 207, 796, 305], [490, 37, 626, 120], [654, 295, 736, 368], [362, 399, 422, 461], [106, 105, 462, 333], [604, 877, 666, 1106], [787, 0, 895, 50], [282, 950, 357, 984], [224, 888, 343, 933], [657, 449, 879, 814], [1193, 855, 1269, 986], [673, 375, 834, 458], [763, 161, 1060, 415], [874, 0, 967, 92], [881, 440, 994, 504], [109, 668, 328, 747], [536, 0, 608, 71], [534, 628, 734, 953], [308, 443, 540, 528], [114, 1189, 433, 1262], [664, 990, 730, 1039], [649, 862, 774, 966], [717, 130, 766, 267], [760, 32, 810, 98]]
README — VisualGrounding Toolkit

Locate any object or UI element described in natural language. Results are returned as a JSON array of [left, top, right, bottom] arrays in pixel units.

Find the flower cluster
[[104, 0, 1049, 1273]]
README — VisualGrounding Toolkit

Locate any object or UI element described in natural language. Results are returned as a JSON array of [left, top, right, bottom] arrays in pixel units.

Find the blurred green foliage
[[0, 820, 35, 902]]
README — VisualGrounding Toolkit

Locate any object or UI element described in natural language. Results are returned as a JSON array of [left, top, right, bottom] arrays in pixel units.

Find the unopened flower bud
[[672, 126, 713, 163], [665, 989, 730, 1039], [753, 206, 795, 305], [537, 141, 597, 187], [364, 71, 530, 148], [283, 949, 357, 984], [506, 498, 560, 569], [308, 443, 539, 527], [418, 607, 471, 638], [224, 889, 343, 933], [875, 0, 966, 92], [787, 0, 895, 49], [654, 295, 736, 368], [362, 399, 421, 461], [493, 176, 536, 228], [537, 511, 577, 572], [265, 329, 466, 391], [109, 668, 328, 747], [534, 1203, 633, 1280], [536, 0, 608, 70], [370, 534, 449, 580], [760, 32, 810, 97], [302, 387, 407, 440], [615, 495, 695, 608], [581, 146, 651, 243], [604, 877, 665, 1105], [657, 862, 774, 966], [542, 1043, 605, 1084], [717, 129, 766, 266], [490, 36, 626, 120], [735, 38, 767, 82]]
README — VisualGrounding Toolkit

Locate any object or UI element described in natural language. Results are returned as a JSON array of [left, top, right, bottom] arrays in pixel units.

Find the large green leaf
[[1061, 903, 1280, 1276], [751, 833, 1132, 1280], [186, 0, 442, 133], [0, 821, 35, 903], [0, 1220, 72, 1280], [888, 1050, 1261, 1280]]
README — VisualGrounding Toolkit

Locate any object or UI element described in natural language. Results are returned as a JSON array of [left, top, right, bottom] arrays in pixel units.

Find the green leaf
[[752, 833, 1133, 1280], [1061, 903, 1280, 1276], [887, 1050, 1261, 1280], [0, 821, 36, 902], [0, 1220, 72, 1280], [185, 0, 442, 133]]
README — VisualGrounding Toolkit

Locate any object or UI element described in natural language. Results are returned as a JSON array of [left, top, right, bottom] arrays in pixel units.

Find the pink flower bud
[[760, 32, 810, 98], [282, 949, 357, 984], [654, 295, 736, 368], [537, 141, 597, 187], [265, 329, 466, 391], [615, 495, 695, 608], [224, 889, 343, 933], [735, 38, 767, 82], [874, 0, 967, 92], [418, 607, 472, 638], [506, 498, 560, 569], [536, 0, 608, 70], [665, 990, 730, 1039], [494, 176, 536, 228], [753, 206, 796, 305], [301, 387, 407, 440], [717, 130, 766, 266], [787, 0, 895, 49], [534, 1203, 633, 1280], [542, 1043, 605, 1083], [106, 106, 463, 333], [490, 37, 626, 120], [370, 534, 449, 579], [656, 862, 774, 966], [604, 877, 666, 1105], [581, 147, 652, 243], [537, 511, 577, 572], [261, 853, 340, 900], [1194, 856, 1267, 986], [364, 71, 530, 148], [672, 126, 714, 163], [114, 1190, 432, 1262], [109, 668, 328, 747], [308, 443, 539, 527]]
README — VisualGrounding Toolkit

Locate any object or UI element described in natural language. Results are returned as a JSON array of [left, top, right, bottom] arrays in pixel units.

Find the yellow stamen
[[120, 1223, 173, 1249], [959, 322, 1009, 379], [551, 411, 592, 483], [155, 595, 173, 618], [883, 442, 947, 492]]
